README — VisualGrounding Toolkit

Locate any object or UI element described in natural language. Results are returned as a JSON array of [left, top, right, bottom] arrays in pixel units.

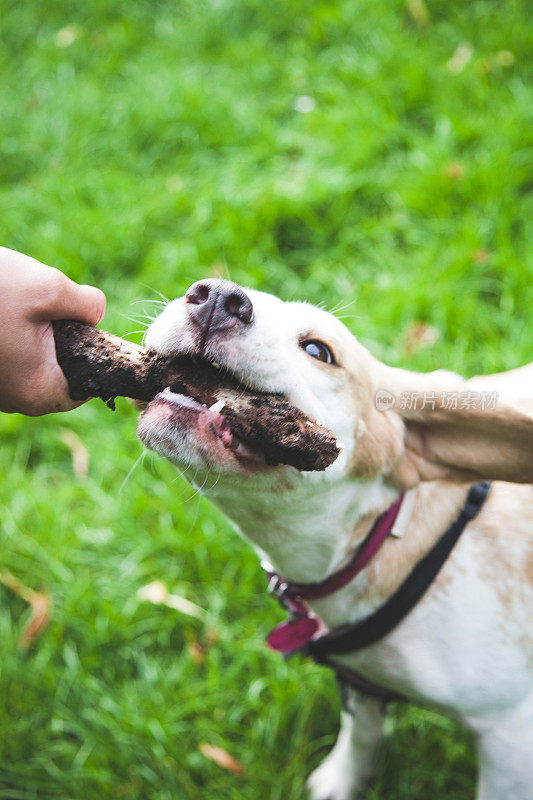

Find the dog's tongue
[[52, 320, 341, 472]]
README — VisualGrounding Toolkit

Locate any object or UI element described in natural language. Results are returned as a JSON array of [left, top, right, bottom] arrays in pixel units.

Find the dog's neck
[[200, 466, 398, 584]]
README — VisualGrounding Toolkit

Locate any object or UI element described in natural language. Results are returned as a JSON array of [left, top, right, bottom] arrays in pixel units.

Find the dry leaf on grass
[[186, 627, 220, 664], [136, 580, 205, 620], [472, 249, 490, 264], [19, 593, 51, 649], [0, 571, 52, 648], [478, 51, 515, 73], [446, 42, 473, 75], [60, 429, 89, 478], [404, 322, 440, 355], [199, 743, 245, 776], [187, 639, 205, 664], [405, 0, 430, 28], [442, 162, 465, 180], [55, 25, 81, 47], [137, 580, 167, 604]]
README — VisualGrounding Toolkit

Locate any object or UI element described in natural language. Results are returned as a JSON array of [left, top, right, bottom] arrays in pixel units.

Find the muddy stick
[[52, 320, 340, 471]]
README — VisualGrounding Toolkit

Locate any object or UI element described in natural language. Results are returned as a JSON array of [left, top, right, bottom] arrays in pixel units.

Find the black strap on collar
[[336, 662, 405, 705], [308, 481, 492, 666]]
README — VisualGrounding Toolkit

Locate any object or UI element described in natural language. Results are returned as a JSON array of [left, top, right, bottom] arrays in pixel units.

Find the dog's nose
[[185, 279, 253, 342]]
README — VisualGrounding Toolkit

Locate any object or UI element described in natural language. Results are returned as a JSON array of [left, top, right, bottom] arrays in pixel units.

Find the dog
[[137, 279, 533, 800]]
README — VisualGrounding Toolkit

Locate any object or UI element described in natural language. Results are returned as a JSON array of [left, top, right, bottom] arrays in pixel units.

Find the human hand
[[0, 246, 106, 415]]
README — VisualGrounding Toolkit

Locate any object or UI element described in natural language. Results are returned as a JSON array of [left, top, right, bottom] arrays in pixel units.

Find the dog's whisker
[[118, 312, 151, 327], [130, 299, 167, 308], [169, 464, 192, 486], [139, 283, 170, 303], [186, 470, 212, 502], [119, 449, 147, 493], [131, 313, 157, 322], [328, 299, 357, 316], [205, 466, 223, 494], [122, 330, 150, 339]]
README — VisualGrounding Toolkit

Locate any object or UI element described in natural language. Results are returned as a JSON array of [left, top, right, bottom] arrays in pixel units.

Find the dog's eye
[[301, 340, 335, 364]]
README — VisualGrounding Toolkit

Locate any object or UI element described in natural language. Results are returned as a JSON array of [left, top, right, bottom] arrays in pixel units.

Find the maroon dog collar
[[263, 492, 405, 654]]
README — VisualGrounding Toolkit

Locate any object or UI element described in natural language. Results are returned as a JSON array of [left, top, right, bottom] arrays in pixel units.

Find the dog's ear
[[376, 366, 533, 487]]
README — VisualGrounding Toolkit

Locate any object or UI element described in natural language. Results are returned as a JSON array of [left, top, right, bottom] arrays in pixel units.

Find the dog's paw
[[306, 756, 362, 800]]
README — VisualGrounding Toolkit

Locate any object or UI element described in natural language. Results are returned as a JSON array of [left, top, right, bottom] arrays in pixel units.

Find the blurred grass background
[[0, 1, 531, 798]]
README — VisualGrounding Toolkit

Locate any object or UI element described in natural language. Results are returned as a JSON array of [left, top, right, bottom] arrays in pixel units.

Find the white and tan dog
[[137, 279, 533, 800]]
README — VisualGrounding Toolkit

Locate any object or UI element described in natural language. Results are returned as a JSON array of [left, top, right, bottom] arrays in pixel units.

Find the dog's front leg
[[307, 688, 385, 800], [475, 692, 533, 800]]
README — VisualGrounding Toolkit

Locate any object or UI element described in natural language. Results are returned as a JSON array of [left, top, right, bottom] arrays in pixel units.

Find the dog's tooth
[[209, 399, 226, 414], [212, 361, 221, 369], [162, 386, 172, 394]]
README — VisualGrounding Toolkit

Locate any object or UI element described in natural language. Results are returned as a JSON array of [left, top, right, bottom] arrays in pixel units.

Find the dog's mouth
[[136, 350, 340, 473], [137, 354, 269, 472]]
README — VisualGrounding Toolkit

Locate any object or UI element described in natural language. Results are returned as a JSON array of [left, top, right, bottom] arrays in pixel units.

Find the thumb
[[42, 272, 107, 326]]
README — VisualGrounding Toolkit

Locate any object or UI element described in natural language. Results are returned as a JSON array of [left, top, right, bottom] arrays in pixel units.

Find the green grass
[[0, 0, 531, 797]]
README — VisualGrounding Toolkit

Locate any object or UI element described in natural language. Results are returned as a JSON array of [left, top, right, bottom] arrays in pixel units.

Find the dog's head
[[138, 279, 533, 493], [136, 279, 387, 481]]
